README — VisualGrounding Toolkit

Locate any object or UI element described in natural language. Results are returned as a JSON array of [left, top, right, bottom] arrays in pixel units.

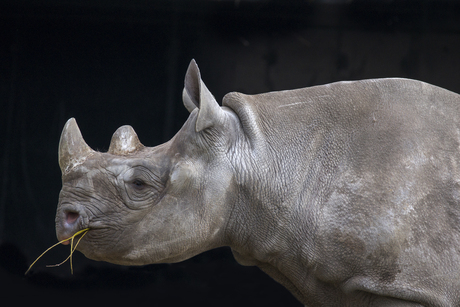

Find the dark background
[[1, 0, 460, 306]]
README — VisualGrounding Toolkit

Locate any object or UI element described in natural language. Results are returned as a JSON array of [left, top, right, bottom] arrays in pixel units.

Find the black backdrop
[[1, 1, 460, 306]]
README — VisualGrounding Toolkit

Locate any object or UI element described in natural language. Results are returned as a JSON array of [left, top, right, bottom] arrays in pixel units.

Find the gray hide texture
[[55, 59, 460, 306]]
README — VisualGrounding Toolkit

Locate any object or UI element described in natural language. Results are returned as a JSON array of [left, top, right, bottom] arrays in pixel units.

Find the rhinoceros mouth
[[58, 226, 91, 246]]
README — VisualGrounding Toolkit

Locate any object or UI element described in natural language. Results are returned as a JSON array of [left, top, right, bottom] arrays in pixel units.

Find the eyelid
[[123, 166, 164, 191], [132, 178, 145, 187], [123, 174, 154, 207]]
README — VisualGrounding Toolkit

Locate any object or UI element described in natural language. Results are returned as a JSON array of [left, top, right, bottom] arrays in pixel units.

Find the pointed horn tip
[[59, 118, 82, 149], [59, 117, 95, 174], [108, 125, 144, 155], [61, 117, 77, 132]]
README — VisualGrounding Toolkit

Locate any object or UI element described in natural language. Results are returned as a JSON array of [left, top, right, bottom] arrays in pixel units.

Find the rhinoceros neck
[[222, 88, 339, 301], [221, 81, 385, 302]]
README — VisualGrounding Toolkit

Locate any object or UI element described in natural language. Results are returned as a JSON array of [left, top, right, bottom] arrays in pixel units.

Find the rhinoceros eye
[[131, 179, 145, 189], [121, 165, 163, 208]]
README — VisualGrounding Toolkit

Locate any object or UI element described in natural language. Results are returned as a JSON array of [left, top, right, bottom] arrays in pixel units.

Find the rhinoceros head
[[56, 60, 241, 265]]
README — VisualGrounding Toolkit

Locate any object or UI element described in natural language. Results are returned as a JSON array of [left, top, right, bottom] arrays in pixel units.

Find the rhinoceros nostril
[[65, 211, 80, 225]]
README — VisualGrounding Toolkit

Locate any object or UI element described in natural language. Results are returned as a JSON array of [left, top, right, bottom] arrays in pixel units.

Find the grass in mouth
[[25, 228, 90, 275]]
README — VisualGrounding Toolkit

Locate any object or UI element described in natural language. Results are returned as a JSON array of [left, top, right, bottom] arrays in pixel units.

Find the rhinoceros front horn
[[108, 125, 144, 155], [59, 118, 95, 174]]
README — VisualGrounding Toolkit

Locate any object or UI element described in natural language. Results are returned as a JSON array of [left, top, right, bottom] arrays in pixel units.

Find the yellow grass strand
[[46, 229, 88, 274], [25, 228, 90, 275]]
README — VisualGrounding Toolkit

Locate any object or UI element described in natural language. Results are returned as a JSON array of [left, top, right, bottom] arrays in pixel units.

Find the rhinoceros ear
[[108, 125, 144, 155], [182, 88, 197, 113], [183, 59, 226, 133], [59, 118, 95, 174]]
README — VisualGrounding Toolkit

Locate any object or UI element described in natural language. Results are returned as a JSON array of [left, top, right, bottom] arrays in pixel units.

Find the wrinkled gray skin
[[56, 60, 460, 306]]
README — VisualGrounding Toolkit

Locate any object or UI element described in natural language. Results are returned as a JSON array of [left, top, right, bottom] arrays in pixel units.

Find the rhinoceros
[[55, 59, 460, 306]]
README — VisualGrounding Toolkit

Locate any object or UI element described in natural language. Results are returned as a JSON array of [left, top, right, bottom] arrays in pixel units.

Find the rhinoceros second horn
[[108, 125, 144, 156]]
